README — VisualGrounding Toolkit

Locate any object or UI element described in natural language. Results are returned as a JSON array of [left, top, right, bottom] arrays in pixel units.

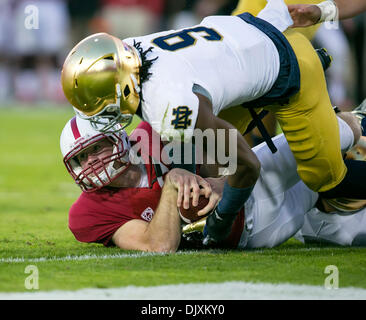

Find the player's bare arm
[[112, 179, 181, 252], [197, 176, 226, 216], [112, 168, 219, 252], [289, 0, 366, 27], [195, 92, 261, 189], [195, 92, 261, 244], [112, 169, 189, 252], [334, 0, 366, 19]]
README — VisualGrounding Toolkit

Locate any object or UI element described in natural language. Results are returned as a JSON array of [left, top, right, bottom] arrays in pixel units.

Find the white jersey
[[124, 15, 280, 140]]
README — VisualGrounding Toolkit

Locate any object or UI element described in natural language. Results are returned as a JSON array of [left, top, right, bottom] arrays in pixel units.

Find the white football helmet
[[60, 116, 131, 192]]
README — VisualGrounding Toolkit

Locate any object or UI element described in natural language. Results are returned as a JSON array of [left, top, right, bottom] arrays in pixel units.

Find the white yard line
[[1, 281, 366, 300], [1, 247, 357, 264], [0, 251, 199, 263]]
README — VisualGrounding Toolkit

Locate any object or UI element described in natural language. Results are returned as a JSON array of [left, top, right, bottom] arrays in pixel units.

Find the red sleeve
[[68, 191, 135, 247]]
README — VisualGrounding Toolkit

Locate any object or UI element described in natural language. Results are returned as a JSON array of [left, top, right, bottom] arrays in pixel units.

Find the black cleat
[[202, 209, 237, 246]]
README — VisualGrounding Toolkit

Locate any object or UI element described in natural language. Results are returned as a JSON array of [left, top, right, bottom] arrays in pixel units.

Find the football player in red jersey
[[61, 117, 222, 252], [61, 110, 366, 251]]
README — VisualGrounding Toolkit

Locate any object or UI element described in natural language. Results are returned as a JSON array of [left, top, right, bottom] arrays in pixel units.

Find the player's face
[[76, 138, 114, 174]]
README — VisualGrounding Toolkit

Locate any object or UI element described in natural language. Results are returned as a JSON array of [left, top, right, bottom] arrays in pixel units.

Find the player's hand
[[166, 168, 212, 210], [196, 177, 225, 217], [288, 4, 321, 27]]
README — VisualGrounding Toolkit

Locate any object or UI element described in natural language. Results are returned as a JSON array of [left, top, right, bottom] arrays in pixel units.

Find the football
[[179, 196, 210, 224]]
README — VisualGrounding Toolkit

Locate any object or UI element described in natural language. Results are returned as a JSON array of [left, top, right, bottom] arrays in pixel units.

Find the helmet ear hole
[[123, 85, 131, 98]]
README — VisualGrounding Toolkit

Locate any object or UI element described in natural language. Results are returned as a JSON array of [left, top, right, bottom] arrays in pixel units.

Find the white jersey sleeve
[[257, 0, 294, 32]]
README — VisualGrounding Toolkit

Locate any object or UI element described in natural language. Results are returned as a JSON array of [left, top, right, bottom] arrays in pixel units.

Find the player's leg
[[267, 29, 348, 193], [298, 208, 366, 246], [270, 30, 366, 201], [232, 0, 267, 16], [253, 134, 301, 191], [248, 115, 354, 200], [229, 0, 321, 147], [237, 133, 312, 248], [240, 180, 315, 249], [237, 134, 316, 249], [238, 115, 356, 249]]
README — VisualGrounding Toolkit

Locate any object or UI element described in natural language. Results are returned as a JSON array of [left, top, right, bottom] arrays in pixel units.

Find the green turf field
[[1, 105, 366, 295]]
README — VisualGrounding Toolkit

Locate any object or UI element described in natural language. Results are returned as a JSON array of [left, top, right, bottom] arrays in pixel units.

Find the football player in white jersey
[[237, 114, 365, 248], [184, 111, 366, 249], [61, 0, 366, 246], [294, 135, 366, 248]]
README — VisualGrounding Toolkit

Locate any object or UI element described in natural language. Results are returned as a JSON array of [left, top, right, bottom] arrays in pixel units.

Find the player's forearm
[[195, 93, 260, 188], [335, 0, 366, 19], [145, 181, 181, 252], [227, 131, 260, 188]]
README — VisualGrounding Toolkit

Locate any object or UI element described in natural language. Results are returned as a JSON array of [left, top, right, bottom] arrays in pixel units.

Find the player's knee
[[298, 163, 338, 192]]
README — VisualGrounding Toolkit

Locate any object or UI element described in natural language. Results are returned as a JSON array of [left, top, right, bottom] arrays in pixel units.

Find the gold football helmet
[[61, 33, 142, 132]]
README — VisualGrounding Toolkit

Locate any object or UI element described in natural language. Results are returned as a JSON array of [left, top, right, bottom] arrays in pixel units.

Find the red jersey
[[69, 186, 163, 246], [68, 122, 245, 248]]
